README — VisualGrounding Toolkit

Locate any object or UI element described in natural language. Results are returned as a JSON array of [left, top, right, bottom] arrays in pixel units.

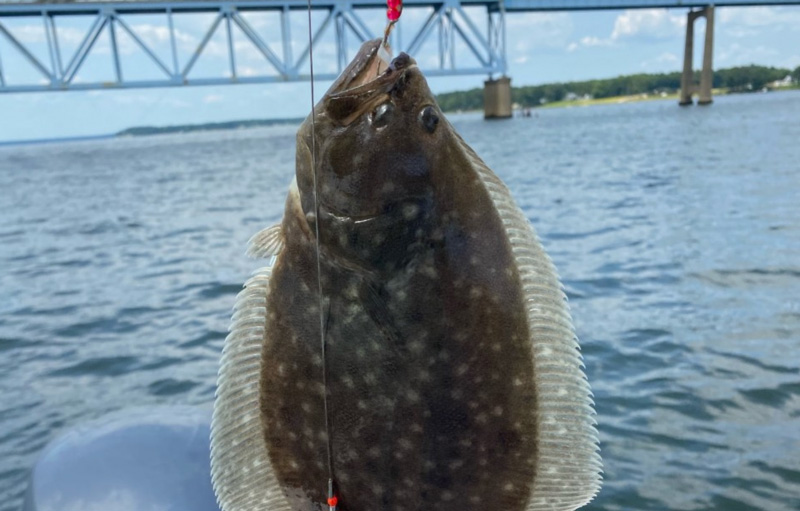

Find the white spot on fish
[[345, 283, 359, 299], [402, 203, 420, 220], [420, 263, 438, 279]]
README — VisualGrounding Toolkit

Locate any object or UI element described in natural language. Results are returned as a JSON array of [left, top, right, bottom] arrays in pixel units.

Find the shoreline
[[2, 88, 797, 146]]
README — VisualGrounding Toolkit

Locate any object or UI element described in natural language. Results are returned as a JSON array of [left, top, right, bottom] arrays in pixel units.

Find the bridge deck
[[2, 0, 800, 15]]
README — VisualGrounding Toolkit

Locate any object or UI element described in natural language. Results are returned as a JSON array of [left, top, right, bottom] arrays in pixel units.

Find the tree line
[[436, 65, 800, 112]]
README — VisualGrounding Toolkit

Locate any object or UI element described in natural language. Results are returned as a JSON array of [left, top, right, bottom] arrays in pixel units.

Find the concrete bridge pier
[[484, 77, 512, 119], [679, 6, 715, 106]]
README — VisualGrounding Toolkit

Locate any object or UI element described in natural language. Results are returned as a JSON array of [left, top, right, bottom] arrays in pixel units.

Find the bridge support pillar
[[679, 10, 697, 105], [484, 76, 512, 119], [679, 6, 714, 106], [697, 6, 715, 105]]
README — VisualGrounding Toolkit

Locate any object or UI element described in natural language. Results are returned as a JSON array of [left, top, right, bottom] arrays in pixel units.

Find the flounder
[[211, 39, 601, 511]]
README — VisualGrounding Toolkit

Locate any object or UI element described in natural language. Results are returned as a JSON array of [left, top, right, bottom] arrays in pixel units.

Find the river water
[[1, 90, 799, 511]]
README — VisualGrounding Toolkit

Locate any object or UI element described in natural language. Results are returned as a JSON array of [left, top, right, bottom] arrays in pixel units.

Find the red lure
[[387, 0, 402, 21]]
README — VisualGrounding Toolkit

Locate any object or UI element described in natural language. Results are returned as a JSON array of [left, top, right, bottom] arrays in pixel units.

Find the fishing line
[[304, 1, 336, 509]]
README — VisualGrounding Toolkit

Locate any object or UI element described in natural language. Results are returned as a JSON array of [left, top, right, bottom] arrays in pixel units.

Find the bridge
[[1, 0, 799, 114]]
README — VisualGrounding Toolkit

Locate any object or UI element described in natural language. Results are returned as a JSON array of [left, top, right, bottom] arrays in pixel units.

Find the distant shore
[[116, 117, 304, 137]]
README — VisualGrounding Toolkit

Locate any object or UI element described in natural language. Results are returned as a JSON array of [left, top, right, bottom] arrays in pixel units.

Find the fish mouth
[[323, 39, 416, 125]]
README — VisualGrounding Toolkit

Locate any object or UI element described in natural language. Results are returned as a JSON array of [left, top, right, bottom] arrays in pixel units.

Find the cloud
[[3, 24, 85, 45], [506, 13, 573, 65], [579, 36, 612, 47], [718, 6, 800, 27], [203, 94, 224, 103], [640, 51, 680, 69], [610, 9, 685, 41], [718, 43, 779, 66], [128, 23, 196, 50], [567, 9, 685, 51]]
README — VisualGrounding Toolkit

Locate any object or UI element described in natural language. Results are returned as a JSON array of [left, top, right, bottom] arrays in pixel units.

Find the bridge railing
[[0, 0, 507, 92]]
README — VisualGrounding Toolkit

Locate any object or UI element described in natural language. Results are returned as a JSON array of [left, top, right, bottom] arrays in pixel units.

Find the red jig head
[[387, 0, 402, 22]]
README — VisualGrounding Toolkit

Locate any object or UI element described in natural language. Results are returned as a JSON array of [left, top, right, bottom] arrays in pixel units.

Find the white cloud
[[610, 9, 685, 41], [567, 8, 685, 51], [640, 51, 680, 69], [718, 7, 800, 40], [718, 43, 779, 66], [239, 65, 260, 77], [579, 36, 612, 47], [129, 23, 196, 50], [718, 6, 800, 27], [507, 13, 573, 50], [4, 24, 85, 45], [506, 13, 573, 65]]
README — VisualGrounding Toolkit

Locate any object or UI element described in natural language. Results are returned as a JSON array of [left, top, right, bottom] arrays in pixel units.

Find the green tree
[[435, 64, 793, 112]]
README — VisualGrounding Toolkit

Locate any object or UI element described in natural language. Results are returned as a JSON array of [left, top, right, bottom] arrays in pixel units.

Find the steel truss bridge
[[0, 0, 799, 93]]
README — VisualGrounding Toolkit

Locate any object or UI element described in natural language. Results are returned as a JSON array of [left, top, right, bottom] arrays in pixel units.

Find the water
[[1, 91, 799, 511]]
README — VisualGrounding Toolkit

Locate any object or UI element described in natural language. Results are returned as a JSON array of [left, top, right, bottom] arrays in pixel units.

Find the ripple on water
[[47, 356, 139, 377], [148, 378, 199, 396]]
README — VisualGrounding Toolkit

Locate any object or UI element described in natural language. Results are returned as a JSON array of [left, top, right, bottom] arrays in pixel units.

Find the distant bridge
[[1, 0, 799, 111]]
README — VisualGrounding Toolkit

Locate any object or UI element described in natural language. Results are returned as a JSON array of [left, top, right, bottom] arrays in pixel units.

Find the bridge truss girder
[[0, 0, 507, 93]]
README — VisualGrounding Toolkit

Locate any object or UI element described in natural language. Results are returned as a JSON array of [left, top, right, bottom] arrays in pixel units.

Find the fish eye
[[419, 106, 439, 134], [371, 102, 394, 128]]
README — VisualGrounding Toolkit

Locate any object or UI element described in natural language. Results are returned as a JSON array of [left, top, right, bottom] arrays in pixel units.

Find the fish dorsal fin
[[210, 265, 292, 511], [461, 135, 602, 510], [247, 224, 285, 258]]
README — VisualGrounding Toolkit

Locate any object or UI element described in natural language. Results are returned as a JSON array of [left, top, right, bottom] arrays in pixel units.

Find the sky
[[0, 5, 799, 142]]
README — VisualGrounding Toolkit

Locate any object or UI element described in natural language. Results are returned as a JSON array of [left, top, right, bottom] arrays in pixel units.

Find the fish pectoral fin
[[247, 223, 285, 258]]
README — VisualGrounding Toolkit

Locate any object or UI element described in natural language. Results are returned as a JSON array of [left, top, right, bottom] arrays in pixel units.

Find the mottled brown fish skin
[[261, 40, 537, 511]]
